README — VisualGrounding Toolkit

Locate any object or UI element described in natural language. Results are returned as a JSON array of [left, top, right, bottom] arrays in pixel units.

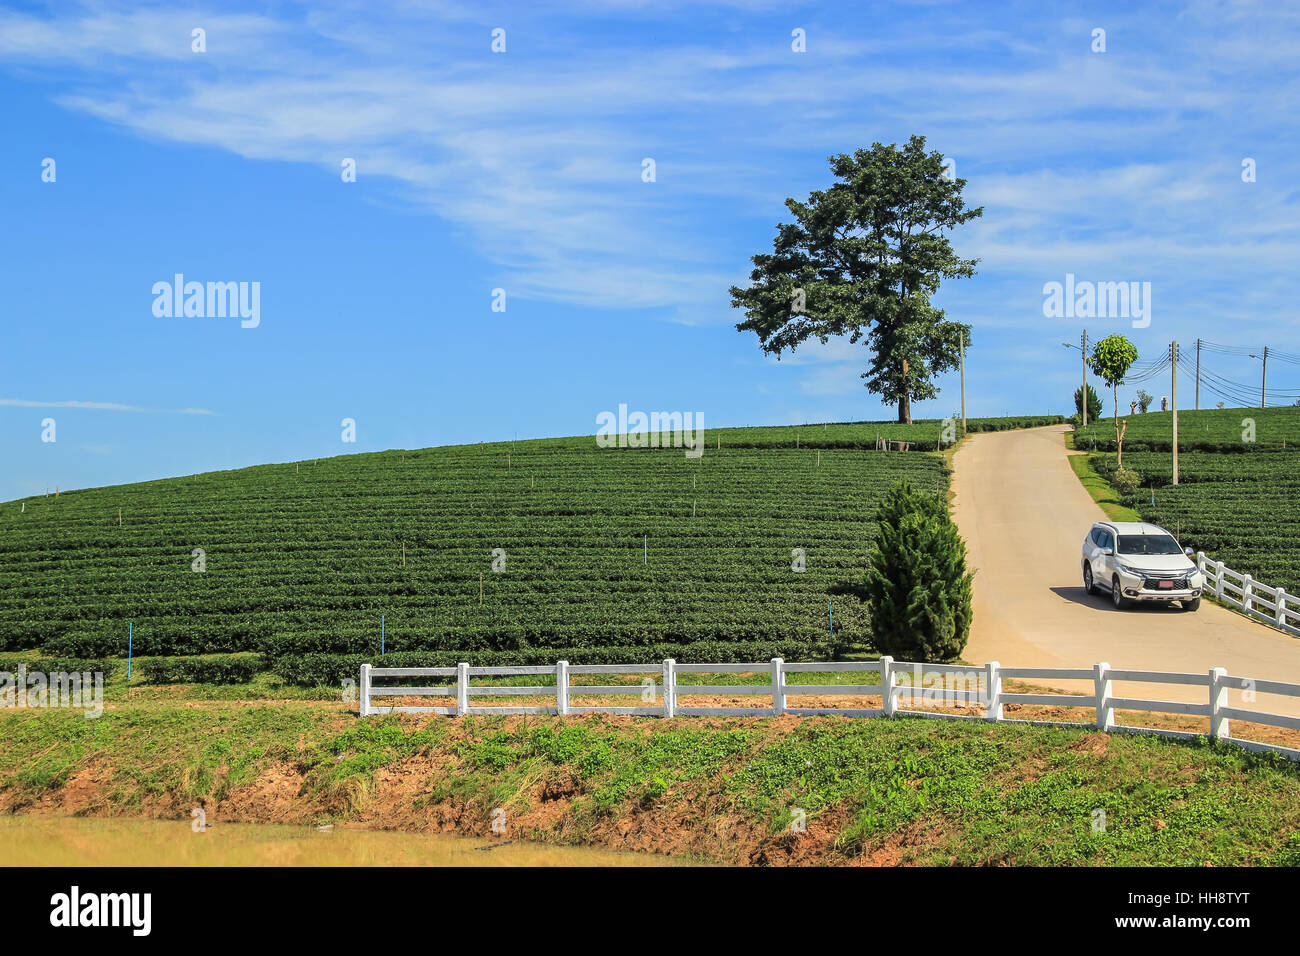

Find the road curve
[[951, 424, 1300, 713]]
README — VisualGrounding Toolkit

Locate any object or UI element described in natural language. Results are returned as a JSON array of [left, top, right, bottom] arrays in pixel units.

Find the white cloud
[[2, 1, 1297, 356], [0, 399, 214, 414]]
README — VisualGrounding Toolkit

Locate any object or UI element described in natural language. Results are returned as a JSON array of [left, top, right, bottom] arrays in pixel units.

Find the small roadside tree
[[1074, 383, 1102, 426], [862, 482, 973, 661], [1087, 334, 1139, 469], [1136, 389, 1154, 414]]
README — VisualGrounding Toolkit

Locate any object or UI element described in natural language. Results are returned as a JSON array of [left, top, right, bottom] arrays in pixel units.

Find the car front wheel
[[1183, 597, 1200, 612], [1111, 576, 1128, 609]]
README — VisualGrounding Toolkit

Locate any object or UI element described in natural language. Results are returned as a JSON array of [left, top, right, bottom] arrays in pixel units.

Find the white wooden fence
[[360, 657, 1300, 762], [1197, 552, 1300, 637]]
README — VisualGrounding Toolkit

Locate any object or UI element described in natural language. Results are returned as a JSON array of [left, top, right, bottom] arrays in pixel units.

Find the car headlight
[[1113, 563, 1141, 576]]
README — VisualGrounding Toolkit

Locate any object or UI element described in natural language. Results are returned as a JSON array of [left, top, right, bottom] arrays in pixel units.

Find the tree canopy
[[730, 136, 983, 423], [1088, 334, 1139, 467]]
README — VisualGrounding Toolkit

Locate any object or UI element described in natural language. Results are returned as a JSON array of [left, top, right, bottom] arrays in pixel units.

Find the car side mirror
[[1103, 548, 1114, 556], [1184, 547, 1194, 556]]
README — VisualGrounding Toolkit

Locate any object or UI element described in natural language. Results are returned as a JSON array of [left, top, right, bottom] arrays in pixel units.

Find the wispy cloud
[[0, 399, 214, 415], [2, 1, 1297, 350]]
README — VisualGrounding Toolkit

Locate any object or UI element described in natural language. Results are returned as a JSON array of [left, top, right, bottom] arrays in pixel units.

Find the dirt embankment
[[2, 711, 873, 866], [7, 691, 1299, 868]]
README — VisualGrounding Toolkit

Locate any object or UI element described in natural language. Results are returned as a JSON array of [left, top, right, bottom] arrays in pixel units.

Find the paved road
[[951, 424, 1300, 713]]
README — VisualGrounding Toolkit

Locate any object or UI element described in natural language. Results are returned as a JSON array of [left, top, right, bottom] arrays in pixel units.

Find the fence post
[[1094, 662, 1114, 731], [662, 659, 676, 718], [984, 661, 1002, 721], [456, 662, 469, 716], [771, 658, 785, 715], [880, 656, 895, 716], [1215, 561, 1225, 599], [1276, 589, 1288, 627], [556, 660, 569, 716], [1242, 575, 1253, 614], [359, 663, 371, 717], [1209, 667, 1230, 741]]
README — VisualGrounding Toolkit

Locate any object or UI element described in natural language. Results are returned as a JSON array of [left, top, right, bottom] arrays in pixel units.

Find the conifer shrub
[[862, 482, 973, 661]]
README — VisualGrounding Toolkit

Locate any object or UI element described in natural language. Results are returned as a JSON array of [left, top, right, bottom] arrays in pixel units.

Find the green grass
[[4, 702, 1299, 865], [1066, 452, 1141, 522]]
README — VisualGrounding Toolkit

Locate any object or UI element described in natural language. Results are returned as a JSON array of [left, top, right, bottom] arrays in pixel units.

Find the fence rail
[[1197, 552, 1300, 636], [360, 657, 1300, 762]]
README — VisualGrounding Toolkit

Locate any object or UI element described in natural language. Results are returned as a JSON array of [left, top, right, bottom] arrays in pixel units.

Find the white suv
[[1082, 521, 1203, 611]]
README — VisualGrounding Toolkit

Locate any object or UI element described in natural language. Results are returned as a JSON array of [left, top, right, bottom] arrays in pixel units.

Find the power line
[[1124, 344, 1172, 381], [1199, 339, 1256, 357], [1178, 357, 1253, 405], [1126, 352, 1172, 383], [1198, 338, 1300, 370], [1081, 339, 1298, 405], [1175, 350, 1300, 406]]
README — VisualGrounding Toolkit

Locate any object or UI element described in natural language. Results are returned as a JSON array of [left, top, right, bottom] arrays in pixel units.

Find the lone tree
[[1087, 334, 1139, 468], [862, 481, 973, 661], [730, 136, 983, 423]]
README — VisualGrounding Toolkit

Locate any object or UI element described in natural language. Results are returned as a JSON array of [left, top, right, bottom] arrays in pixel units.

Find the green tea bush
[[135, 654, 264, 685], [0, 656, 111, 676], [41, 630, 121, 658]]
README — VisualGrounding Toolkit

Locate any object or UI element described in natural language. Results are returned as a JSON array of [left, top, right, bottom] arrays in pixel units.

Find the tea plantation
[[0, 417, 1058, 685], [1086, 405, 1300, 595], [1075, 405, 1300, 452]]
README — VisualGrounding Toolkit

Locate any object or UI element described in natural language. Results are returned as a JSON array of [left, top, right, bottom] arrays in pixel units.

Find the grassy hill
[[0, 416, 1060, 686]]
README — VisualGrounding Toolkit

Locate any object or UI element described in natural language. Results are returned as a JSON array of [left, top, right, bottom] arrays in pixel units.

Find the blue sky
[[2, 0, 1298, 502]]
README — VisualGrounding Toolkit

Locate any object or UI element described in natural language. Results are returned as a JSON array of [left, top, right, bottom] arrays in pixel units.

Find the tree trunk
[[898, 359, 912, 424], [1113, 383, 1123, 469]]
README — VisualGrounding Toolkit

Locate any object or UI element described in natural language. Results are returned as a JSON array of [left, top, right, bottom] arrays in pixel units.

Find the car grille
[[1141, 574, 1189, 590]]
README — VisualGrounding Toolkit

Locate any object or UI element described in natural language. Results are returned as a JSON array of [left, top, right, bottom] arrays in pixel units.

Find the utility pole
[[959, 329, 967, 434], [1194, 338, 1201, 410], [1262, 346, 1269, 409], [1081, 329, 1088, 428], [1171, 341, 1179, 486]]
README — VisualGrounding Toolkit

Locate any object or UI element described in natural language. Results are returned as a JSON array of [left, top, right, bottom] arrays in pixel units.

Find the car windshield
[[1117, 534, 1183, 556]]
